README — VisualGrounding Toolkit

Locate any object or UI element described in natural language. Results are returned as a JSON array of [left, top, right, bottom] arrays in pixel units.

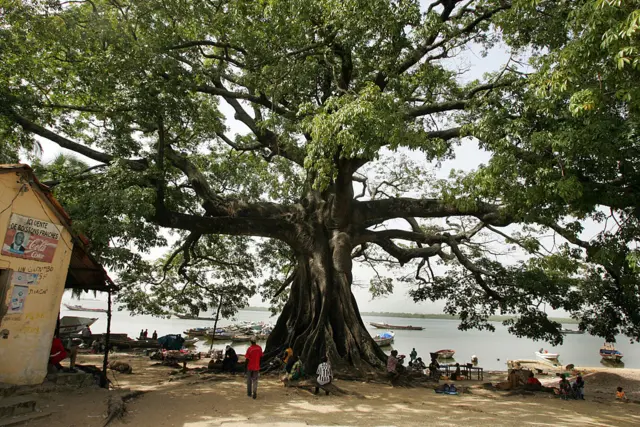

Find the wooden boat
[[560, 328, 584, 334], [64, 304, 107, 313], [535, 350, 559, 360], [374, 331, 395, 347], [58, 316, 98, 336], [374, 337, 394, 347], [184, 328, 211, 336], [600, 343, 623, 361], [174, 313, 219, 321], [369, 322, 424, 331], [435, 349, 455, 359]]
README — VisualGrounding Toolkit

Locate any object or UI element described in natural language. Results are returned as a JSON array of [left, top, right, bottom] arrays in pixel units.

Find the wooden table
[[441, 364, 483, 381]]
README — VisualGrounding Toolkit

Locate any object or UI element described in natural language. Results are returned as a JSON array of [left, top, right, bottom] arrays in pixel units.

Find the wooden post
[[208, 295, 223, 354], [100, 286, 112, 388]]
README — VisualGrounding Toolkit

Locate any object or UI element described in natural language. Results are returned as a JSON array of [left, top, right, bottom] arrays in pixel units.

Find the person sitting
[[616, 386, 628, 401], [315, 356, 332, 395], [282, 347, 293, 364], [559, 375, 572, 400], [289, 356, 303, 381], [285, 351, 297, 374], [572, 375, 585, 400], [222, 345, 238, 373], [49, 334, 76, 373], [413, 357, 427, 371], [428, 357, 441, 380], [387, 350, 400, 383], [450, 363, 462, 381], [152, 330, 158, 340], [527, 372, 542, 386]]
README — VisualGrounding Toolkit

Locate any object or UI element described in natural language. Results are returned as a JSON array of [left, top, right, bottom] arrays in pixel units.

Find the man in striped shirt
[[315, 356, 332, 395]]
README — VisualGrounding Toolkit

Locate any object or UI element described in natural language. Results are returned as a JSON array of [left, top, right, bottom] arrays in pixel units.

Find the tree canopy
[[1, 0, 639, 370]]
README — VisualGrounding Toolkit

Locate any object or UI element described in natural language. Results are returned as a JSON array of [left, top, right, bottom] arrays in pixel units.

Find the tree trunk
[[265, 228, 388, 377]]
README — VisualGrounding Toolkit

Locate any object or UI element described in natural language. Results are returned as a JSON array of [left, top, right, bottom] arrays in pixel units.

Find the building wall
[[0, 171, 73, 385]]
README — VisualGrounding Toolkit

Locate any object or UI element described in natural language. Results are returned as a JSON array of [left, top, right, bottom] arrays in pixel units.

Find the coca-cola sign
[[1, 213, 60, 263]]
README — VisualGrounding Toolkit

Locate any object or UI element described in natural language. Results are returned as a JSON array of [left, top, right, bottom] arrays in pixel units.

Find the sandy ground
[[22, 353, 640, 427]]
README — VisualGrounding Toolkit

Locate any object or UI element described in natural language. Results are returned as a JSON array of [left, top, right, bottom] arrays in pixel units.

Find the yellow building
[[0, 164, 110, 385]]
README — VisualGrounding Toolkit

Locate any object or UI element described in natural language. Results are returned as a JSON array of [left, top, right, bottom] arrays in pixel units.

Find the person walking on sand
[[245, 337, 263, 399]]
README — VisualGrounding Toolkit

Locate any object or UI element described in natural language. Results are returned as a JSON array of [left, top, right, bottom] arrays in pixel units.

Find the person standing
[[139, 329, 145, 340], [152, 330, 158, 340], [143, 329, 148, 339], [245, 338, 263, 399], [410, 348, 417, 363]]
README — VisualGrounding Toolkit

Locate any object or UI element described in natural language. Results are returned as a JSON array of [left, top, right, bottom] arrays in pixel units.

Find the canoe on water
[[369, 322, 424, 331]]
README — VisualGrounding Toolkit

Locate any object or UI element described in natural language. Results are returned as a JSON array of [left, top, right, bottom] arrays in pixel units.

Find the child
[[616, 386, 628, 401]]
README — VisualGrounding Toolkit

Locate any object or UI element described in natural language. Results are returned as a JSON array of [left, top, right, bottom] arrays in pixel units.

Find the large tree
[[1, 0, 638, 374]]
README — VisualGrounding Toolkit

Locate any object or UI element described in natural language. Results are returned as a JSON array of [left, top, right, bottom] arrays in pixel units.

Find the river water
[[61, 302, 640, 371]]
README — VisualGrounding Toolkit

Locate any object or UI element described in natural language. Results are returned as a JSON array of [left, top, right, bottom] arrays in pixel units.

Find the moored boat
[[560, 328, 584, 334], [600, 343, 623, 361], [369, 322, 424, 331], [374, 337, 394, 347], [374, 331, 395, 347], [535, 349, 560, 360], [58, 316, 98, 336], [174, 313, 219, 321], [64, 303, 107, 313], [435, 349, 455, 359]]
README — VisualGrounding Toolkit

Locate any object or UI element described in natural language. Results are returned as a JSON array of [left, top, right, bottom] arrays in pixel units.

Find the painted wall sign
[[1, 214, 60, 263], [8, 285, 28, 313], [11, 271, 39, 286]]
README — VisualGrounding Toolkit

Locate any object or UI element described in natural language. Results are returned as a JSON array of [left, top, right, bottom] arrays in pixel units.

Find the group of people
[[221, 339, 333, 399], [139, 329, 158, 340], [558, 373, 585, 400], [386, 348, 441, 383]]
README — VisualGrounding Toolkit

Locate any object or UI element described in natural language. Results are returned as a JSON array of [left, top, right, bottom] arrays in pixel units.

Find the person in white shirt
[[315, 356, 332, 395]]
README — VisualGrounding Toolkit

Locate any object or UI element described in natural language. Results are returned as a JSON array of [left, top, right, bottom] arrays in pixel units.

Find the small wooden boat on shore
[[435, 349, 455, 359], [600, 343, 623, 361], [369, 322, 424, 331], [64, 304, 107, 313], [58, 316, 98, 336]]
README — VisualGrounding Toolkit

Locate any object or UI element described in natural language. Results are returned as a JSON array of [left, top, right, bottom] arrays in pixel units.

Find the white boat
[[59, 316, 98, 335], [535, 350, 559, 360]]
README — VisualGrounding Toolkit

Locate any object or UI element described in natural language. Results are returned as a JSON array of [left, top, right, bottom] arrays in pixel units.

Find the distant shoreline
[[244, 306, 579, 324]]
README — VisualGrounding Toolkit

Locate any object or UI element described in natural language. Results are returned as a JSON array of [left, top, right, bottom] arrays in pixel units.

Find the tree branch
[[355, 197, 511, 228], [5, 109, 147, 170]]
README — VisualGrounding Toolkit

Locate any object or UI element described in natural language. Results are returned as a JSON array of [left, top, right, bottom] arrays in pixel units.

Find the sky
[[21, 2, 603, 317]]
